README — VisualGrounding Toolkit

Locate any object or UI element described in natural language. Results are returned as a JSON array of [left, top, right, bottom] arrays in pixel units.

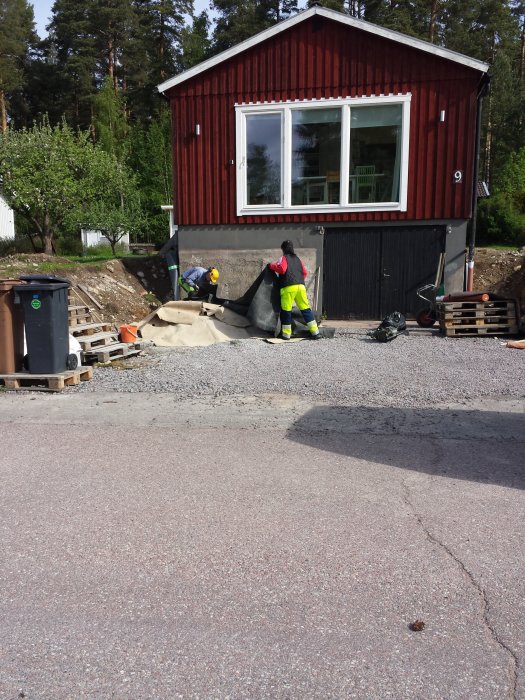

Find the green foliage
[[93, 77, 130, 160], [178, 11, 212, 70], [71, 243, 131, 260], [0, 119, 91, 252], [0, 0, 37, 127], [54, 236, 84, 257], [212, 0, 298, 52], [127, 108, 172, 242], [478, 146, 525, 245], [0, 237, 22, 256], [477, 194, 525, 245], [0, 118, 142, 255]]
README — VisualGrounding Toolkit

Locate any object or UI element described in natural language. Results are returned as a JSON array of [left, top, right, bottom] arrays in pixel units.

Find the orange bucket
[[119, 324, 138, 343]]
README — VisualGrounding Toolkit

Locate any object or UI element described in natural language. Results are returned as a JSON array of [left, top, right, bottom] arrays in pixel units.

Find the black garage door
[[323, 225, 445, 319]]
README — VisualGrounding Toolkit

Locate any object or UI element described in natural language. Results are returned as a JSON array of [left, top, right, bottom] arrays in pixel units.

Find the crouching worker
[[178, 266, 219, 299], [269, 240, 320, 340]]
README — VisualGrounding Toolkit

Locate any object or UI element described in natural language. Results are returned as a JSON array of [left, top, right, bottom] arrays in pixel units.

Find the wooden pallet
[[437, 299, 519, 337], [441, 323, 519, 337], [70, 322, 113, 336], [68, 308, 95, 328], [0, 366, 93, 392], [84, 343, 140, 363], [76, 331, 119, 351]]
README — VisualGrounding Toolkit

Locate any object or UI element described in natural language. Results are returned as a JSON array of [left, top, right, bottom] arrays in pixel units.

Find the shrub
[[477, 194, 525, 246]]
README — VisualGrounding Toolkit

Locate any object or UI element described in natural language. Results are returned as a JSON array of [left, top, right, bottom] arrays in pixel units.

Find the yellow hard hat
[[209, 267, 219, 284]]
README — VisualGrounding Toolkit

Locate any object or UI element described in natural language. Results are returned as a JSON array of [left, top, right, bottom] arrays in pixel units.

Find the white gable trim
[[158, 7, 489, 94]]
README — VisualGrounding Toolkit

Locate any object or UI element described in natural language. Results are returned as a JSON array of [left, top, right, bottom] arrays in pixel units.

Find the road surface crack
[[401, 468, 518, 700]]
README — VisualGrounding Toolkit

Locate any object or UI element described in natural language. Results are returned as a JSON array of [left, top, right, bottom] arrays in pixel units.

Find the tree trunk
[[44, 232, 53, 255], [42, 212, 53, 255], [159, 12, 166, 80], [108, 35, 116, 87], [0, 89, 7, 133], [429, 0, 439, 43], [520, 19, 525, 90]]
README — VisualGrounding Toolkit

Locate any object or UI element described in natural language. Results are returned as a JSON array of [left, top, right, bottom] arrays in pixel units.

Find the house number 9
[[453, 170, 463, 183]]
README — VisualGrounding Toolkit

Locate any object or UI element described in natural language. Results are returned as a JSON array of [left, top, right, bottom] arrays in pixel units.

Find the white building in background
[[0, 195, 15, 239], [81, 228, 129, 249]]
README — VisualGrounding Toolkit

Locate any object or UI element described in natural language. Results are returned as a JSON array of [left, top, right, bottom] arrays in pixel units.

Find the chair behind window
[[355, 165, 376, 202]]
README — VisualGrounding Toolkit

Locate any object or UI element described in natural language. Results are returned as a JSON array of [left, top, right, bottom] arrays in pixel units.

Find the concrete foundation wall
[[178, 219, 468, 310], [179, 225, 322, 303], [180, 247, 318, 303]]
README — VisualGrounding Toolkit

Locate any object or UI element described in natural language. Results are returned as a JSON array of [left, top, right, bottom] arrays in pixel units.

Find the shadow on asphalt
[[286, 405, 525, 489]]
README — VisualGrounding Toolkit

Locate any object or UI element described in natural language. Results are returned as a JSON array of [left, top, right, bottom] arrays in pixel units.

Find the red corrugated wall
[[167, 15, 481, 226]]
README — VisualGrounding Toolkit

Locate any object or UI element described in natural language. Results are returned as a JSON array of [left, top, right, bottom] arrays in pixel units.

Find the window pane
[[292, 109, 341, 206], [246, 114, 281, 205], [349, 105, 402, 204]]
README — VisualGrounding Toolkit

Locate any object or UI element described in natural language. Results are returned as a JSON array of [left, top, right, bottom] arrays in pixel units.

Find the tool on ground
[[415, 252, 446, 327]]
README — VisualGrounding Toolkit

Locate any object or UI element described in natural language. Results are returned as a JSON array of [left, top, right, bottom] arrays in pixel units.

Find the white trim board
[[158, 7, 489, 94]]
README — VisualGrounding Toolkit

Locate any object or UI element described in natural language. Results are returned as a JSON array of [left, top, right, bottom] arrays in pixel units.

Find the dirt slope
[[0, 254, 171, 327], [474, 247, 525, 311], [0, 248, 523, 326]]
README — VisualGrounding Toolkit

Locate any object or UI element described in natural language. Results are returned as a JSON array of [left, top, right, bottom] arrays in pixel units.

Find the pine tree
[[93, 76, 129, 160], [212, 0, 298, 53], [0, 0, 37, 131], [179, 11, 212, 71]]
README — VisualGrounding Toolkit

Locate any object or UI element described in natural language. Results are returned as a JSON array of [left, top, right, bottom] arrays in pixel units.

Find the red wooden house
[[158, 7, 489, 319]]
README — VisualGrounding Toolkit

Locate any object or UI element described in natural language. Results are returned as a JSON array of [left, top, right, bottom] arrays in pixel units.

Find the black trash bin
[[14, 275, 75, 374]]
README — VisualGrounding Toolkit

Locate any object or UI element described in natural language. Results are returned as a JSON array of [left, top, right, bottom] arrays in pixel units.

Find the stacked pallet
[[68, 288, 146, 363], [437, 299, 519, 337]]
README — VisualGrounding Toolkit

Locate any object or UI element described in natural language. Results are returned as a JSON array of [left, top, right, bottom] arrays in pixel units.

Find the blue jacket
[[182, 266, 208, 289]]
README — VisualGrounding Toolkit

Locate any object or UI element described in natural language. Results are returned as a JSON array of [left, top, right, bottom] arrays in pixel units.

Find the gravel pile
[[73, 329, 525, 408]]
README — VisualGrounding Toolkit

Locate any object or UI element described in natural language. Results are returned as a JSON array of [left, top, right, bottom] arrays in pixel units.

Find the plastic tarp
[[246, 268, 281, 332], [137, 301, 255, 347], [137, 271, 335, 346]]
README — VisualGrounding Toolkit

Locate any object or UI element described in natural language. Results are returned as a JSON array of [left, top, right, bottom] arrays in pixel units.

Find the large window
[[236, 95, 410, 214]]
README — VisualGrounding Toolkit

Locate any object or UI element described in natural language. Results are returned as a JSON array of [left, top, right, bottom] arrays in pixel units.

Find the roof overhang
[[158, 6, 489, 95]]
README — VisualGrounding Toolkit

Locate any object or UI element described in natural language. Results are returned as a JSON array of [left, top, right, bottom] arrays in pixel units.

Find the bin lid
[[19, 274, 71, 285], [13, 281, 70, 293]]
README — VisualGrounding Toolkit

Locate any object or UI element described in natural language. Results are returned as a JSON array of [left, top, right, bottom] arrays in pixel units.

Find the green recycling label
[[31, 299, 42, 310]]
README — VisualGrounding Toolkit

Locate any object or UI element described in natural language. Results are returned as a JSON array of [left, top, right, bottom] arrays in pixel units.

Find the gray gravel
[[74, 329, 525, 407]]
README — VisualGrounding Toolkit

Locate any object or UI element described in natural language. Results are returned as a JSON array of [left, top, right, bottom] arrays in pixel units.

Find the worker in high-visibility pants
[[269, 240, 320, 340]]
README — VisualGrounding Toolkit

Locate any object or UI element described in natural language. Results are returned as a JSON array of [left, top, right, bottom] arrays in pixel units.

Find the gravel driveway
[[74, 329, 525, 407]]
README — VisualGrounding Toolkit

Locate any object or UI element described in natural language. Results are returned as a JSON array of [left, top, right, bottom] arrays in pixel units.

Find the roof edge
[[158, 6, 489, 94]]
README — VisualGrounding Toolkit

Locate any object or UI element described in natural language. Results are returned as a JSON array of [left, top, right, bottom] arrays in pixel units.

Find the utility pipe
[[466, 73, 491, 291]]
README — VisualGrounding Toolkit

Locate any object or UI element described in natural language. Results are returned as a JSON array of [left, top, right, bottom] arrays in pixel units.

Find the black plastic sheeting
[[220, 268, 335, 339]]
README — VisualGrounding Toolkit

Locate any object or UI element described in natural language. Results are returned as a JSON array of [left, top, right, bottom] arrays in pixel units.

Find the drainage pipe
[[466, 73, 491, 291]]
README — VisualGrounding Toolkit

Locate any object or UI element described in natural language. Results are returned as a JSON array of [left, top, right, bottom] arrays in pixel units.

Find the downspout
[[466, 73, 491, 291], [158, 91, 180, 300]]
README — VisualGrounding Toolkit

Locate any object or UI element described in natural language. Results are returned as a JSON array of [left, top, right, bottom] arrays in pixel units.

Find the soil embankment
[[0, 247, 523, 327]]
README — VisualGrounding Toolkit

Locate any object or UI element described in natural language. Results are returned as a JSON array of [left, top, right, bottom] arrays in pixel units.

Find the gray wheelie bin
[[14, 275, 75, 374]]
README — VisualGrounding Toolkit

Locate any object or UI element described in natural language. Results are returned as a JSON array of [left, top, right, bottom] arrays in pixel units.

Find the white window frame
[[235, 94, 411, 216]]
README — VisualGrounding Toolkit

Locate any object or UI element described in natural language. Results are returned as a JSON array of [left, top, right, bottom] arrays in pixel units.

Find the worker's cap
[[208, 267, 219, 283]]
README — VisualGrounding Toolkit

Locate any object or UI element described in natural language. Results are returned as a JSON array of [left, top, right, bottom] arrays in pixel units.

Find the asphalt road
[[0, 391, 524, 699]]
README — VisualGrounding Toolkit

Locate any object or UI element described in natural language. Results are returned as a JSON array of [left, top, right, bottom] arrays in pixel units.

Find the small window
[[246, 113, 282, 205], [236, 95, 410, 215]]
